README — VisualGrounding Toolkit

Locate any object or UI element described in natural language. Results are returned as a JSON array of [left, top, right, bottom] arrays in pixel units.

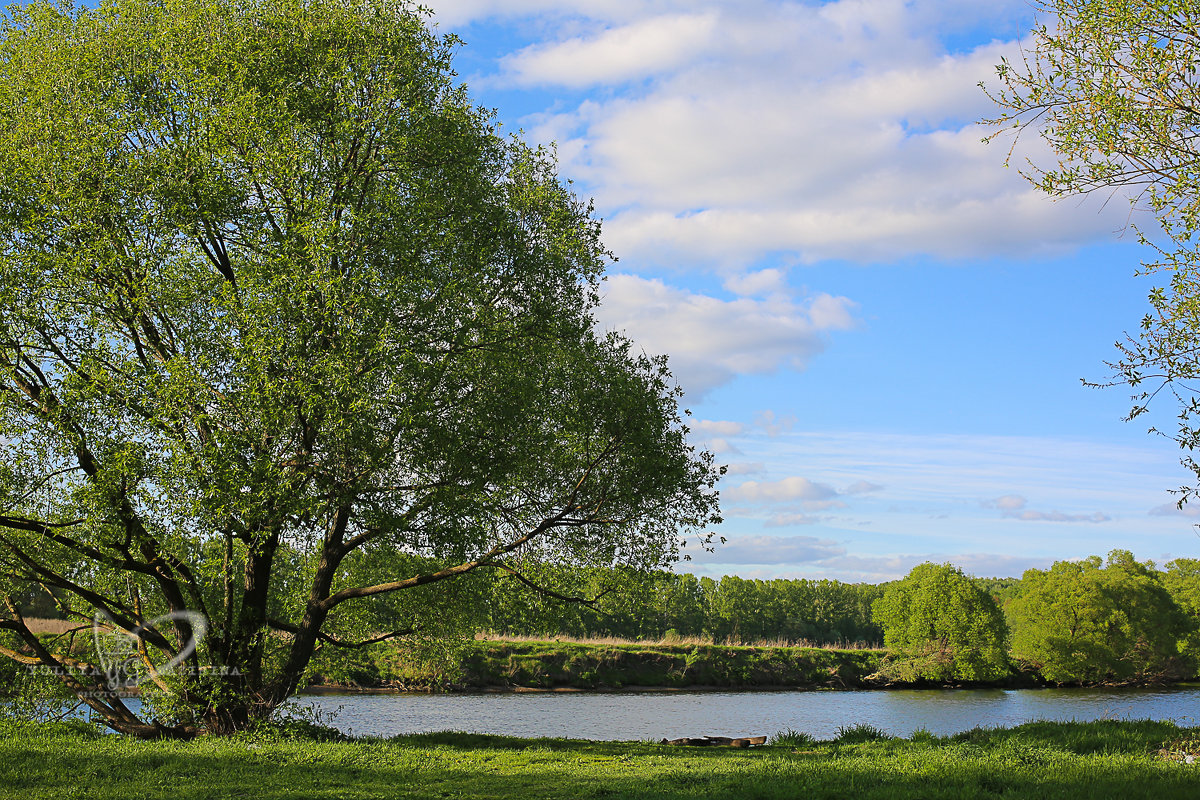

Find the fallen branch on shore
[[660, 735, 767, 748]]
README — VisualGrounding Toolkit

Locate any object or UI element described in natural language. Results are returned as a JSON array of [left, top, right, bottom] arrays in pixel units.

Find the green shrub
[[835, 722, 891, 743], [771, 728, 815, 746]]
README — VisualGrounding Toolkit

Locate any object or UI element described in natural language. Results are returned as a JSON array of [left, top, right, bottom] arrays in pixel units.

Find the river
[[280, 685, 1200, 741]]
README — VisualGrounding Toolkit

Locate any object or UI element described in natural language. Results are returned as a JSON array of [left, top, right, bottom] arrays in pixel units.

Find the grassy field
[[2, 719, 1199, 799]]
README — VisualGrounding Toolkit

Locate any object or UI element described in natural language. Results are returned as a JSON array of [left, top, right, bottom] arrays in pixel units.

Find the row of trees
[[876, 552, 1200, 684], [480, 568, 883, 645], [476, 551, 1200, 687]]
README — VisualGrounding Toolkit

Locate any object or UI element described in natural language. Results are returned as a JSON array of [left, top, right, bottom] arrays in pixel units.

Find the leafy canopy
[[1007, 551, 1192, 683], [872, 562, 1009, 682], [0, 0, 720, 736]]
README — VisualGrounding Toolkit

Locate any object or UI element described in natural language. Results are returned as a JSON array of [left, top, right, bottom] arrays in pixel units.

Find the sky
[[422, 0, 1200, 583]]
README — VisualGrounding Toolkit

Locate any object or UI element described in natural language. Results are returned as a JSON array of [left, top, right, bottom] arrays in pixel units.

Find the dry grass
[[473, 631, 883, 650], [21, 617, 92, 636]]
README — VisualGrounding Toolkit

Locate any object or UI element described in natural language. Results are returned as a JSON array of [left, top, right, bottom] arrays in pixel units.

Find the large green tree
[[872, 563, 1009, 682], [1008, 551, 1191, 683], [983, 1, 1200, 503], [0, 0, 720, 737], [1162, 558, 1200, 664]]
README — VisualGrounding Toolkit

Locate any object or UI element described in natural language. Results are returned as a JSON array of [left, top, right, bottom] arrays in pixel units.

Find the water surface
[[285, 685, 1200, 741]]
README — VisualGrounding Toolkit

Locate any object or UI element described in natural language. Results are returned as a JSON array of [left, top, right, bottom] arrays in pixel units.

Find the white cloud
[[692, 419, 746, 436], [427, 0, 702, 27], [707, 437, 742, 455], [723, 268, 787, 297], [501, 13, 719, 87], [724, 476, 839, 504], [596, 274, 857, 395], [506, 2, 1141, 266]]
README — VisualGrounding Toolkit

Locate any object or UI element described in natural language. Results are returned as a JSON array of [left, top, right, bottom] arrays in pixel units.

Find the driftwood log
[[660, 735, 767, 748]]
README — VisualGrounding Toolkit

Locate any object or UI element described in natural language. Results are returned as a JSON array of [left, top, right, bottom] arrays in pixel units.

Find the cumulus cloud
[[707, 437, 742, 455], [693, 534, 845, 564], [722, 462, 764, 475], [844, 480, 884, 495], [501, 1, 1141, 266], [427, 0, 700, 27], [595, 274, 857, 395], [723, 268, 787, 297], [501, 12, 718, 86]]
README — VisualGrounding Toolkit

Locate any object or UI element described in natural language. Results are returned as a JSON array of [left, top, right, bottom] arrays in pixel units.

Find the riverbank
[[305, 638, 1088, 693], [2, 719, 1198, 799], [305, 638, 892, 692]]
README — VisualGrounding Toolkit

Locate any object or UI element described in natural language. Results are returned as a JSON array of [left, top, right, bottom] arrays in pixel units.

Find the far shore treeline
[[11, 549, 1198, 690]]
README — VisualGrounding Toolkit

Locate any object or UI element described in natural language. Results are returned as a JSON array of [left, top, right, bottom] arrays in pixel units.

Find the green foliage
[[910, 728, 937, 744], [835, 722, 891, 743], [0, 0, 720, 735], [479, 566, 884, 646], [771, 727, 815, 747], [1008, 551, 1192, 684], [1163, 558, 1200, 665], [873, 563, 1010, 682]]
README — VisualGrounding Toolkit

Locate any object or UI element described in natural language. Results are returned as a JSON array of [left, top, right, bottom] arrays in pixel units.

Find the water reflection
[[286, 686, 1200, 741]]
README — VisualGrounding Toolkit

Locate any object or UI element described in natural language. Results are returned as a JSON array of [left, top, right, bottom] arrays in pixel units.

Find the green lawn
[[1, 719, 1198, 799]]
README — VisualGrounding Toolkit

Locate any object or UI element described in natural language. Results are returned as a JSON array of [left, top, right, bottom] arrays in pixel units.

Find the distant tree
[[1008, 551, 1191, 683], [706, 575, 759, 643], [973, 577, 1023, 608], [872, 563, 1009, 682], [650, 573, 706, 640]]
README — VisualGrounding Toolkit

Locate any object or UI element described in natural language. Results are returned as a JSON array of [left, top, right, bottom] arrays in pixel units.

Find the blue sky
[[424, 0, 1198, 582]]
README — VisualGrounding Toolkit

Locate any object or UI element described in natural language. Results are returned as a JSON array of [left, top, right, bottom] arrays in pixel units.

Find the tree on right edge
[[982, 1, 1200, 505]]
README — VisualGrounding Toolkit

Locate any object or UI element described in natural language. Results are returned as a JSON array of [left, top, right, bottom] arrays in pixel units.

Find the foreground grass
[[2, 719, 1199, 799]]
